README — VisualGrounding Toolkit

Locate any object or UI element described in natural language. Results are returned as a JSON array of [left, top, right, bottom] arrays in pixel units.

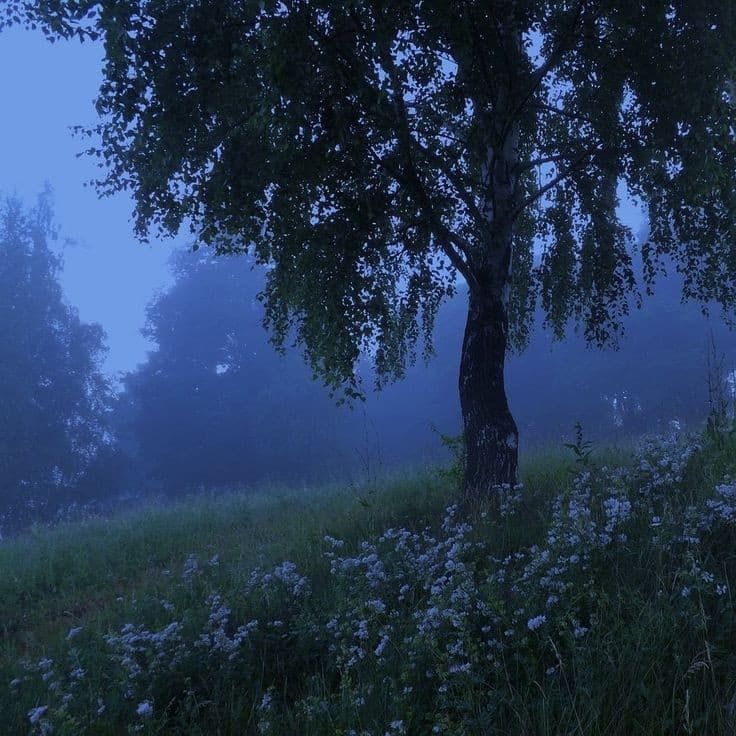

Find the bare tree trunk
[[458, 15, 522, 503], [459, 261, 518, 502]]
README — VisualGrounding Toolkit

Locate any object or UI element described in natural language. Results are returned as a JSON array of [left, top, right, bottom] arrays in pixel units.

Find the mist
[[4, 6, 736, 734], [2, 25, 736, 529]]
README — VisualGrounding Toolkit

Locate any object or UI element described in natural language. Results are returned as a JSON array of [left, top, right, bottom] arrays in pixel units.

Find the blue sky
[[0, 26, 183, 378]]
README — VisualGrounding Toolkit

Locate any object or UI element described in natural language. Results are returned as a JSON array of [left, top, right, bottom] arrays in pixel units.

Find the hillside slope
[[3, 433, 736, 735]]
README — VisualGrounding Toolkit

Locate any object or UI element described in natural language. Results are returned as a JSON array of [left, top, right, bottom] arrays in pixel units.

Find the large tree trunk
[[459, 270, 518, 502], [457, 15, 522, 503], [460, 128, 520, 501]]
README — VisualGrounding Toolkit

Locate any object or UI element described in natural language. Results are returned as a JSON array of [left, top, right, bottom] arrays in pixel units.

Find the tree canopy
[[7, 0, 736, 493]]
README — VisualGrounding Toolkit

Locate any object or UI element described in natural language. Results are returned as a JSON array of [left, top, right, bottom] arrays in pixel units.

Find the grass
[[0, 472, 452, 654], [2, 435, 736, 734]]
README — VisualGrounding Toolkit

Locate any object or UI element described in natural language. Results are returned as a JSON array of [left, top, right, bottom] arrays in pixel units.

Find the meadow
[[2, 427, 736, 735]]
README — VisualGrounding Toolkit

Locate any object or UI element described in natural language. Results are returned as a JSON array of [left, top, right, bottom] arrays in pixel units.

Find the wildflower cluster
[[9, 431, 736, 735], [634, 432, 700, 509]]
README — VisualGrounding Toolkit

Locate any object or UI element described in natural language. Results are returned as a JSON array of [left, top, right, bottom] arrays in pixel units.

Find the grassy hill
[[2, 431, 736, 735]]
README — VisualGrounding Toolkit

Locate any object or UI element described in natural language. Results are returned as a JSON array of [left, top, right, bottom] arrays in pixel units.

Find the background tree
[[119, 249, 363, 492], [9, 1, 736, 500], [118, 241, 736, 497], [0, 193, 114, 527]]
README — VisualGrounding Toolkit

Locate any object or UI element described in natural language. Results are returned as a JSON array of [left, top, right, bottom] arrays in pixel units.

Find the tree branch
[[523, 0, 589, 94], [527, 101, 595, 126], [516, 144, 600, 174], [365, 144, 478, 290], [351, 10, 485, 234], [500, 0, 594, 142], [407, 134, 483, 224], [459, 1, 496, 103], [343, 8, 483, 290], [512, 147, 599, 219]]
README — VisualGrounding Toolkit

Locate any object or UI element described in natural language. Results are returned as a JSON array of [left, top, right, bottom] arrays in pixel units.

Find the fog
[[0, 27, 179, 376], [2, 25, 735, 532]]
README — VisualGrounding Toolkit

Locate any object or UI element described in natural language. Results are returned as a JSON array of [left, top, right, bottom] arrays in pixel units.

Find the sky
[[0, 26, 183, 379]]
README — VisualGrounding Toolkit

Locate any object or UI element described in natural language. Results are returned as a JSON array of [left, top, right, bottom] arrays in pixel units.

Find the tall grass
[[3, 432, 736, 735]]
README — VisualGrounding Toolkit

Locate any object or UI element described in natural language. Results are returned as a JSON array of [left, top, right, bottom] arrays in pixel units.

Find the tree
[[0, 193, 113, 525], [120, 248, 361, 492], [9, 1, 736, 500]]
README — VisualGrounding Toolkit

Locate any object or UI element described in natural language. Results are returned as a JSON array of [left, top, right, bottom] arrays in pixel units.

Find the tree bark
[[457, 15, 522, 503], [459, 129, 521, 501], [459, 264, 518, 502]]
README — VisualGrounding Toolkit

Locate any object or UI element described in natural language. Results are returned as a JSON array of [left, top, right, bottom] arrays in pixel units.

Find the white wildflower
[[448, 662, 471, 674], [28, 706, 48, 724], [259, 691, 273, 711], [136, 700, 153, 717]]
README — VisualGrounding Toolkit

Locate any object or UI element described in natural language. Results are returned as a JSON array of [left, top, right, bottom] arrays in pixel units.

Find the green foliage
[[6, 1, 736, 396], [431, 424, 466, 488], [563, 421, 594, 466]]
